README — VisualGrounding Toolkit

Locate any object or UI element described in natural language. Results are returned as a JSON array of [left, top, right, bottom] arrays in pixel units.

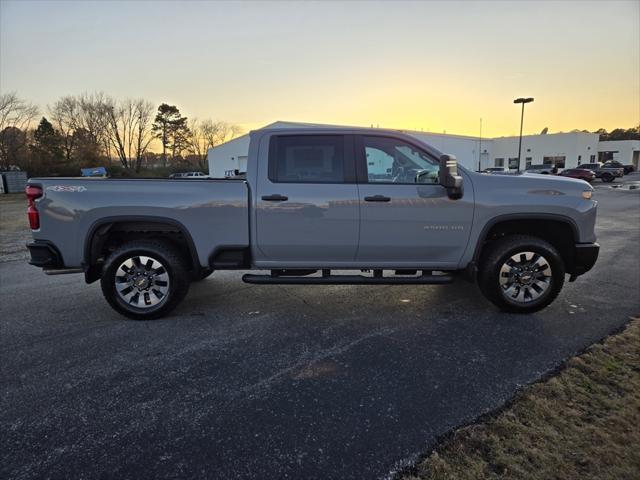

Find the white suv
[[170, 171, 209, 179], [524, 164, 555, 175]]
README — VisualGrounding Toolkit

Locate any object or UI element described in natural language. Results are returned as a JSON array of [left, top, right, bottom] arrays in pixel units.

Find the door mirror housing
[[439, 154, 464, 199]]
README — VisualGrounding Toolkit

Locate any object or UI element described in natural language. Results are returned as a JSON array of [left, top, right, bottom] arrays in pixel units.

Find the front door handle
[[364, 195, 391, 202], [261, 194, 288, 202]]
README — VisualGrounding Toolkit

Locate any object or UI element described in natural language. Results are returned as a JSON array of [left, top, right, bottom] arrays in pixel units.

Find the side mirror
[[439, 154, 464, 199]]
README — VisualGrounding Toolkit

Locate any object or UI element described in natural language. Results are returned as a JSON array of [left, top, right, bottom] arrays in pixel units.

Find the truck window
[[362, 136, 438, 184], [269, 135, 345, 183]]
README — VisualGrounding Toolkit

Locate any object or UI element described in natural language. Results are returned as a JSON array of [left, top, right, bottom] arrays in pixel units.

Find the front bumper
[[27, 241, 63, 268], [570, 242, 599, 276]]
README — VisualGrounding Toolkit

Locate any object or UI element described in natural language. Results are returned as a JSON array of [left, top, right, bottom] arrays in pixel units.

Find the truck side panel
[[29, 178, 249, 268]]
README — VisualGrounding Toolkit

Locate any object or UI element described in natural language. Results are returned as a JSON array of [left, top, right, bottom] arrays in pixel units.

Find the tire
[[478, 234, 565, 313], [100, 240, 191, 320], [602, 173, 614, 183]]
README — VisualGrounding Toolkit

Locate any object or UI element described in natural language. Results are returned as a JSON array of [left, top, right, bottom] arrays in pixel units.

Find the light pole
[[513, 97, 534, 169], [478, 117, 482, 172]]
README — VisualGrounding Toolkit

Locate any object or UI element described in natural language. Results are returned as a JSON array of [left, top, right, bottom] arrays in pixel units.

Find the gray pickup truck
[[576, 162, 624, 182], [25, 127, 599, 319]]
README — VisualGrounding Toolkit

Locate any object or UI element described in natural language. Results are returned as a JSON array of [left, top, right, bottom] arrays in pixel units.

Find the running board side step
[[43, 268, 84, 275], [242, 272, 454, 285]]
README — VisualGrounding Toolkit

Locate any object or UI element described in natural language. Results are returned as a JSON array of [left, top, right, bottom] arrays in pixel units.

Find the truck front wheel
[[478, 235, 565, 313], [100, 240, 191, 320]]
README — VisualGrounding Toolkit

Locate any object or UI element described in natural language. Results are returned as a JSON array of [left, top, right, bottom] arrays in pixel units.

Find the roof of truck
[[253, 125, 446, 159]]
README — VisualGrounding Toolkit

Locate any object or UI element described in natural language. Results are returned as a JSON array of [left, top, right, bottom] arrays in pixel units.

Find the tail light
[[25, 185, 43, 230]]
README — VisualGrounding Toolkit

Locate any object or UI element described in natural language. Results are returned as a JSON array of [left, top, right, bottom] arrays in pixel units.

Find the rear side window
[[269, 135, 345, 183]]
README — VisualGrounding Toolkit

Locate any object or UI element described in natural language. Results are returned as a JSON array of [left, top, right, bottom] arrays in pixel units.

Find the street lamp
[[513, 97, 534, 169]]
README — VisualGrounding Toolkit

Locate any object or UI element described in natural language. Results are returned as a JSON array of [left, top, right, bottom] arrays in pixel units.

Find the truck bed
[[29, 178, 250, 268]]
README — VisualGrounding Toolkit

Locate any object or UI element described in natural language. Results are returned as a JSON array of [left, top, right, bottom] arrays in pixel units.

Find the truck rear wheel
[[100, 240, 190, 320], [478, 235, 565, 313]]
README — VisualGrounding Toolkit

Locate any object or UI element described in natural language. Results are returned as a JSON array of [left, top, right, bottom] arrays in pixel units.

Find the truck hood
[[467, 170, 594, 197]]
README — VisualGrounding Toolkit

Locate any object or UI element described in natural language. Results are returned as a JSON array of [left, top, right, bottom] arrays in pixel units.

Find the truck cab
[[248, 129, 471, 269]]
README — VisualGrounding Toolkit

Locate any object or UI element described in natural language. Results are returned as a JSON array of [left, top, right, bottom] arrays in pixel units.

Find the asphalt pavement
[[1, 185, 639, 480]]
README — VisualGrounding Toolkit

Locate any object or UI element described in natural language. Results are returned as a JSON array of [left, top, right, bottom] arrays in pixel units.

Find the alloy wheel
[[499, 251, 552, 304], [115, 255, 170, 309]]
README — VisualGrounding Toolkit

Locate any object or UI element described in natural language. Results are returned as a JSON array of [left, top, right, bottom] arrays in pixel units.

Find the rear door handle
[[261, 194, 288, 202], [364, 195, 391, 202]]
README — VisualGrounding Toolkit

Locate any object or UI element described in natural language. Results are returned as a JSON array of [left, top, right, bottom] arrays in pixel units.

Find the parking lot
[[1, 180, 639, 480]]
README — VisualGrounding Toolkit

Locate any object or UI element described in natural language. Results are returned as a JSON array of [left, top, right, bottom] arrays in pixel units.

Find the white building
[[491, 132, 599, 171], [207, 121, 634, 176], [405, 131, 490, 171], [598, 140, 640, 169]]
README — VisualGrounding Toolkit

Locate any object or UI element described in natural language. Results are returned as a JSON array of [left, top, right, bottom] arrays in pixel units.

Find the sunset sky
[[1, 0, 638, 138]]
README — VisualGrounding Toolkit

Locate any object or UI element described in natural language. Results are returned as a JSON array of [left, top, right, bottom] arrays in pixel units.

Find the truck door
[[355, 134, 474, 268], [254, 134, 359, 264]]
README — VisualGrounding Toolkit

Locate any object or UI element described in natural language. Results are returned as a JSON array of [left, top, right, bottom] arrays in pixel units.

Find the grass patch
[[0, 193, 31, 262], [404, 317, 640, 480]]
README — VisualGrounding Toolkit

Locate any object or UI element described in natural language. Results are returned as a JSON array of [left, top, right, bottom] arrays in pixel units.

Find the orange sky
[[1, 0, 638, 138]]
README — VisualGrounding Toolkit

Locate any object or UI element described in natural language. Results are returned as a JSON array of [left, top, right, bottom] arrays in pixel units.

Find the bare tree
[[105, 98, 129, 168], [187, 120, 243, 170], [187, 120, 243, 172], [186, 118, 210, 169], [105, 97, 155, 170], [78, 92, 110, 147], [202, 120, 242, 148], [0, 92, 38, 169], [0, 92, 38, 131], [49, 96, 81, 163], [133, 99, 154, 172], [49, 93, 113, 166]]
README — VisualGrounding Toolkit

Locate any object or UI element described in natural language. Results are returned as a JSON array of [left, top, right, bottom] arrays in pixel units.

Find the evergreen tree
[[32, 117, 63, 161], [30, 117, 66, 175], [152, 104, 190, 165]]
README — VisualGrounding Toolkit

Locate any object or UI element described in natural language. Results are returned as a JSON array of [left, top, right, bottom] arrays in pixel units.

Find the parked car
[[25, 127, 599, 319], [602, 160, 635, 175], [169, 171, 209, 179], [576, 163, 623, 182], [558, 168, 596, 182], [481, 167, 508, 174], [80, 167, 108, 177], [523, 164, 555, 175]]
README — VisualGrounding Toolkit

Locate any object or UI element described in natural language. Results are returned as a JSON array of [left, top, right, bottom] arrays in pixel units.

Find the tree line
[[592, 127, 640, 142], [0, 92, 242, 176], [2, 91, 638, 177]]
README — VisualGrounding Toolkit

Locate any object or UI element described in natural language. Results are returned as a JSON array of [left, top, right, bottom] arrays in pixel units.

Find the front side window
[[362, 136, 438, 184], [525, 157, 532, 168], [269, 135, 344, 183], [495, 158, 504, 167], [508, 157, 519, 170]]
